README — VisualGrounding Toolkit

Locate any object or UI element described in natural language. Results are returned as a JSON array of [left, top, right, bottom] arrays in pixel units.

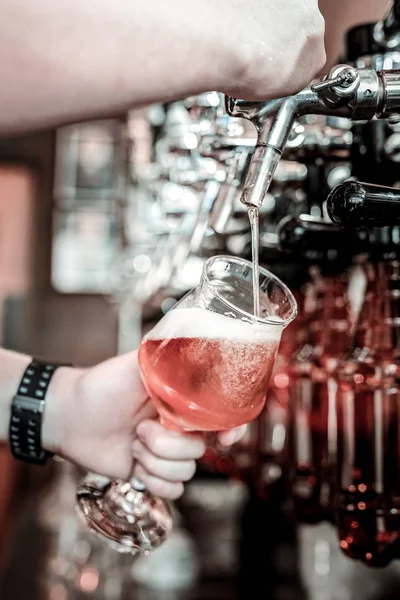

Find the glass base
[[76, 474, 173, 554]]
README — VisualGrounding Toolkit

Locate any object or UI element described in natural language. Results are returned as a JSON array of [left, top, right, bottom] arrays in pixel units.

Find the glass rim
[[202, 255, 298, 327]]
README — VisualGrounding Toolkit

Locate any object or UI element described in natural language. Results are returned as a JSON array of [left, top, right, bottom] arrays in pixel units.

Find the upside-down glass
[[76, 255, 297, 554]]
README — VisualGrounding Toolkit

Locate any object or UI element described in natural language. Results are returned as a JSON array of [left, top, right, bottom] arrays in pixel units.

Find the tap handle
[[311, 67, 359, 95], [311, 65, 361, 106], [327, 181, 400, 229]]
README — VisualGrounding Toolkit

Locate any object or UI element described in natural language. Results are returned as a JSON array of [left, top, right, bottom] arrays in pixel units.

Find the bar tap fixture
[[225, 64, 400, 209]]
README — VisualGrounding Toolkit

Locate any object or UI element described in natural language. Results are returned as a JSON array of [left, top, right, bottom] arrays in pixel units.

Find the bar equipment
[[225, 61, 400, 212], [24, 7, 400, 600]]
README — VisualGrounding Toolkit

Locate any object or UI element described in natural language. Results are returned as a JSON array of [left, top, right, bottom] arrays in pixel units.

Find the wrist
[[42, 366, 85, 457]]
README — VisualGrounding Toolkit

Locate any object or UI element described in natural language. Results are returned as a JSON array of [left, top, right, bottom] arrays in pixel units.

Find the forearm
[[0, 0, 236, 134]]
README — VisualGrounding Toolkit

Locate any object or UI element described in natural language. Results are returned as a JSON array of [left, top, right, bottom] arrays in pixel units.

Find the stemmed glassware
[[76, 255, 297, 554]]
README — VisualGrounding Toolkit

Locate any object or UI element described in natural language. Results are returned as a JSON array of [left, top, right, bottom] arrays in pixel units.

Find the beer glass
[[76, 255, 297, 554]]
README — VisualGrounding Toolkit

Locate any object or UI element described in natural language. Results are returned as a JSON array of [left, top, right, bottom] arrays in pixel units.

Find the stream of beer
[[248, 207, 260, 318]]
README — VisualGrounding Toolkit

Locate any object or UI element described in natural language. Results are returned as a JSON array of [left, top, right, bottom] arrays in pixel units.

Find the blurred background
[[6, 2, 400, 599]]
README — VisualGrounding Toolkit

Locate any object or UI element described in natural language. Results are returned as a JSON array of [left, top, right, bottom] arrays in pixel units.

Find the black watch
[[9, 359, 66, 465]]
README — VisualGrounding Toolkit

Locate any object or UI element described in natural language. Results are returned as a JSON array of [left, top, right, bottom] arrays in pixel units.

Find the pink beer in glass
[[76, 255, 297, 554], [139, 255, 297, 432]]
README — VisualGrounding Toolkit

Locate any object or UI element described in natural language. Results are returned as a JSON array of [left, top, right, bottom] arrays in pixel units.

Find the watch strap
[[9, 360, 64, 465]]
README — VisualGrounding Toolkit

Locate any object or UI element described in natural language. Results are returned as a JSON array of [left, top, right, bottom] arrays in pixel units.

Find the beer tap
[[225, 63, 400, 209]]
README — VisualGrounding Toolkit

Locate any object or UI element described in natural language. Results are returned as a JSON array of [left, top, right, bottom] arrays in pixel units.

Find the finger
[[136, 419, 206, 460], [133, 463, 184, 500], [217, 425, 247, 447], [132, 439, 196, 482]]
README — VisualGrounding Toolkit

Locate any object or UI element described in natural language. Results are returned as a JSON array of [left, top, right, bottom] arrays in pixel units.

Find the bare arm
[[1, 0, 234, 133], [0, 0, 325, 134]]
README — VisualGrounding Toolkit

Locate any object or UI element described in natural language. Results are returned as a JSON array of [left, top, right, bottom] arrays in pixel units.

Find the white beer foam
[[145, 307, 283, 342]]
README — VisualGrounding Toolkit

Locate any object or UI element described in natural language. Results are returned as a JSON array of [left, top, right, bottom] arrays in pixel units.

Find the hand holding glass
[[76, 255, 297, 553]]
